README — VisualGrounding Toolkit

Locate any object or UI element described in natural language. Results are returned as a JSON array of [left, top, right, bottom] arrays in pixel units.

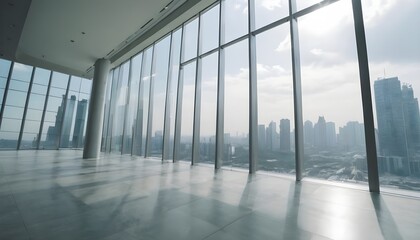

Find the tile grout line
[[10, 191, 33, 240], [201, 210, 255, 240]]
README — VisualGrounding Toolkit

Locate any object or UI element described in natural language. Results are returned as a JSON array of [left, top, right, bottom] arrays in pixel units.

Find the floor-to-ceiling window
[[0, 58, 92, 150], [362, 0, 420, 191], [0, 63, 33, 149], [101, 0, 420, 193]]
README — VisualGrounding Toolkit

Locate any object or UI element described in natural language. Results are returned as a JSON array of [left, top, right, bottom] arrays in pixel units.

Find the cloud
[[275, 35, 291, 52], [261, 0, 285, 11], [363, 0, 397, 26]]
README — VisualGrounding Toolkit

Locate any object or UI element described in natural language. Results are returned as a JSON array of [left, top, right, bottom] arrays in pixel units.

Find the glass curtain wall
[[164, 29, 182, 160], [110, 62, 130, 153], [149, 36, 171, 157], [40, 72, 69, 149], [0, 63, 33, 149], [362, 0, 420, 191], [21, 68, 50, 149], [102, 0, 420, 193], [0, 58, 92, 150], [122, 54, 142, 154]]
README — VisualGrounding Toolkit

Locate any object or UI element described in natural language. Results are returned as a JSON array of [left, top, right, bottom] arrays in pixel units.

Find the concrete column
[[83, 59, 111, 159]]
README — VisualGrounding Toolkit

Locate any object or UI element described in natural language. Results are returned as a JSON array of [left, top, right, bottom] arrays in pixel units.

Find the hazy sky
[[216, 0, 420, 135]]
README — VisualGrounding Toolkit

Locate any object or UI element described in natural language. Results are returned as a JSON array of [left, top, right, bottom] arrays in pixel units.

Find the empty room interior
[[0, 0, 420, 239]]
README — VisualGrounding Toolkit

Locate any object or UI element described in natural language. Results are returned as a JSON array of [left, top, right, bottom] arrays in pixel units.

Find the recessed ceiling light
[[81, 32, 86, 35], [70, 40, 75, 43], [8, 2, 14, 6], [9, 24, 15, 28], [42, 55, 45, 58]]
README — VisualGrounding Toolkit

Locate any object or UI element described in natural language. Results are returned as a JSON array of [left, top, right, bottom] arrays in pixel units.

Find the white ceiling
[[0, 0, 215, 78]]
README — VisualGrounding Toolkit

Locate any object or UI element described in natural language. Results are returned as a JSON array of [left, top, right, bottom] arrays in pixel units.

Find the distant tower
[[326, 122, 336, 147], [60, 95, 76, 148], [314, 116, 327, 150], [72, 99, 88, 148], [303, 120, 314, 147], [401, 84, 420, 152], [279, 119, 290, 152], [258, 124, 266, 150], [266, 121, 277, 151], [374, 77, 407, 158]]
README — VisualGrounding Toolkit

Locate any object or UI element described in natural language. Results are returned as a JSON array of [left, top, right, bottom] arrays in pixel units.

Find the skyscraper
[[326, 122, 336, 148], [304, 120, 314, 147], [374, 77, 407, 158], [72, 99, 88, 148], [266, 121, 277, 151], [280, 119, 291, 152], [314, 116, 327, 150], [401, 84, 420, 153], [258, 124, 266, 150], [60, 95, 76, 147]]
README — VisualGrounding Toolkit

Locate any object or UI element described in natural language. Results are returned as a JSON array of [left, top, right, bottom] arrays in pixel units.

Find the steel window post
[[17, 66, 36, 150], [289, 0, 304, 181], [173, 27, 185, 162], [351, 0, 380, 193], [37, 71, 53, 149]]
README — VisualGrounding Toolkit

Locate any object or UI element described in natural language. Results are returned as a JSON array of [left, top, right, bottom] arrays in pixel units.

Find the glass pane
[[165, 29, 182, 160], [0, 59, 11, 78], [122, 53, 142, 154], [198, 52, 218, 165], [0, 118, 22, 132], [3, 106, 24, 119], [297, 0, 323, 12], [49, 87, 67, 97], [60, 93, 78, 148], [200, 4, 220, 54], [182, 18, 199, 62], [33, 68, 50, 85], [256, 24, 294, 174], [150, 36, 171, 157], [362, 0, 420, 191], [102, 70, 114, 152], [69, 76, 81, 91], [26, 109, 43, 121], [178, 61, 196, 162], [80, 79, 92, 94], [11, 63, 32, 82], [46, 96, 64, 112], [299, 0, 367, 184], [31, 84, 48, 95], [5, 90, 27, 107], [223, 39, 249, 169], [51, 72, 69, 89], [28, 94, 46, 110], [20, 133, 38, 149], [223, 0, 248, 44], [254, 0, 289, 30], [9, 80, 30, 92], [23, 120, 41, 134], [0, 131, 19, 149], [111, 61, 130, 153], [133, 47, 153, 156], [72, 97, 89, 148]]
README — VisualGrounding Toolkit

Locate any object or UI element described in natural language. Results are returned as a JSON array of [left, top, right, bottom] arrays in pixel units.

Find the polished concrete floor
[[0, 150, 419, 240]]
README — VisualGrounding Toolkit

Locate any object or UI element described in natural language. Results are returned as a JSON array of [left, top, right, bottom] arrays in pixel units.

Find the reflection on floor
[[0, 150, 419, 240]]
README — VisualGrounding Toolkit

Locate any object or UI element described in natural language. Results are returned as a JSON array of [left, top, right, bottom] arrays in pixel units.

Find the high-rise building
[[401, 84, 420, 153], [60, 95, 77, 147], [338, 121, 365, 151], [266, 121, 277, 151], [374, 77, 408, 158], [280, 119, 291, 152], [72, 99, 88, 148], [326, 122, 336, 147], [314, 116, 327, 150], [304, 120, 314, 147], [258, 124, 266, 150]]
